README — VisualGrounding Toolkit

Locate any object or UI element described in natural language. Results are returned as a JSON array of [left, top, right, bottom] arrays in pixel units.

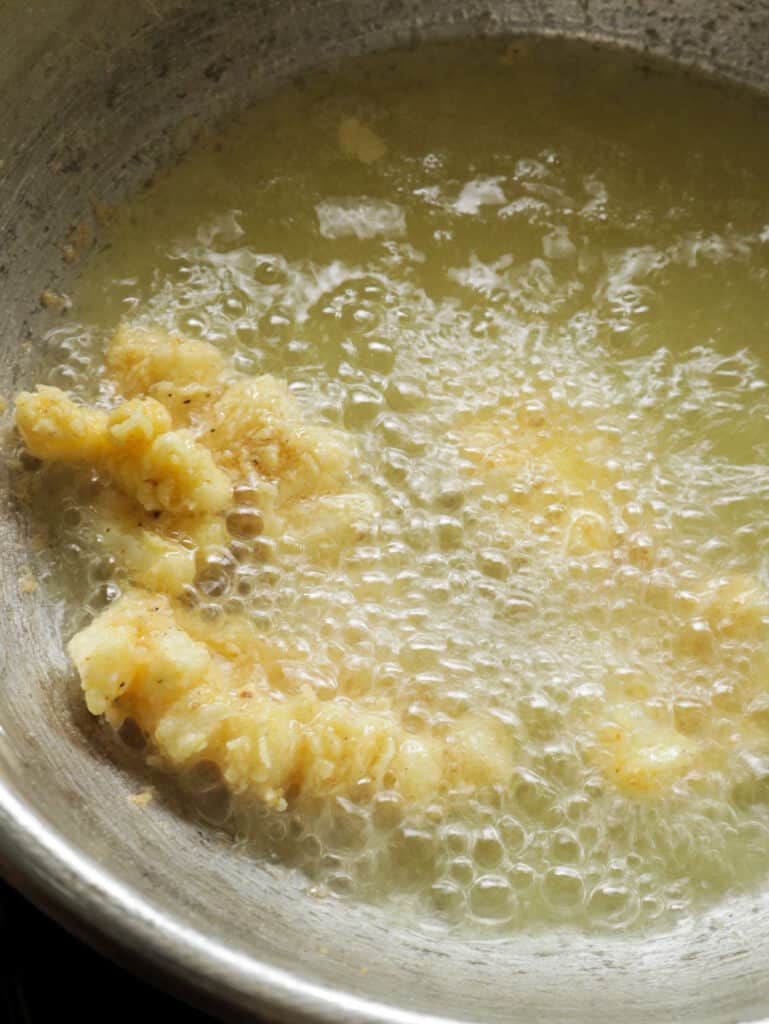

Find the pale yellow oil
[[22, 37, 769, 933]]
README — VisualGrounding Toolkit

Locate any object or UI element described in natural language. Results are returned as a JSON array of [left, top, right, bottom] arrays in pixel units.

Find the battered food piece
[[594, 703, 697, 796], [16, 327, 379, 590], [455, 400, 620, 556], [69, 589, 512, 809]]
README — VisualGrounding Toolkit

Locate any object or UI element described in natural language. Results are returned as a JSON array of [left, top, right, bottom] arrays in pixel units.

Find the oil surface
[[22, 37, 769, 933]]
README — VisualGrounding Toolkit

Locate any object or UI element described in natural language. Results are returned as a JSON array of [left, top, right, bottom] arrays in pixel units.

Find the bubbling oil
[[21, 37, 769, 933]]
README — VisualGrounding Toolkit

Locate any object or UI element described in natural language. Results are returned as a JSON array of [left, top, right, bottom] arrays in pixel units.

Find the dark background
[[0, 880, 217, 1022]]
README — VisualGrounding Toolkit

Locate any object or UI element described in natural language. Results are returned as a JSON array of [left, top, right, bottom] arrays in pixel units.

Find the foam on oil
[[21, 37, 769, 933]]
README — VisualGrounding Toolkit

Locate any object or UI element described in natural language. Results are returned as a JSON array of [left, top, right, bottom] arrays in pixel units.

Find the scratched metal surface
[[1, 3, 769, 1022]]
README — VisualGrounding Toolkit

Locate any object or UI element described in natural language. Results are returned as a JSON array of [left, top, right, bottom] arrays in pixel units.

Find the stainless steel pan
[[2, 3, 769, 1021]]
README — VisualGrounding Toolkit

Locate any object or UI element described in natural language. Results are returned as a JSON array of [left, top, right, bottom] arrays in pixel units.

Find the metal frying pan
[[2, 3, 769, 1021]]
